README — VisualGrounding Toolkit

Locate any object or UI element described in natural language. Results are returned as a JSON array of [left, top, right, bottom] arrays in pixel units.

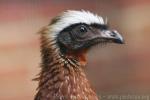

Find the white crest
[[48, 10, 105, 38]]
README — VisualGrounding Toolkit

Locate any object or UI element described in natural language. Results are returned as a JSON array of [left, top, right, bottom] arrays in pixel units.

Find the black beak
[[101, 30, 124, 44]]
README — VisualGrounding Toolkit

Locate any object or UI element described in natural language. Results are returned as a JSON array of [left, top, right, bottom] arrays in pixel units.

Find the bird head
[[45, 10, 124, 65]]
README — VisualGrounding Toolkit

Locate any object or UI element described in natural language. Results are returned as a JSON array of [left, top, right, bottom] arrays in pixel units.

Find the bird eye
[[79, 25, 87, 33], [71, 25, 88, 39]]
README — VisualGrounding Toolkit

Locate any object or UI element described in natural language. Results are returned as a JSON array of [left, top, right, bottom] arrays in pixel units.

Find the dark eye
[[70, 25, 88, 40], [79, 25, 87, 33]]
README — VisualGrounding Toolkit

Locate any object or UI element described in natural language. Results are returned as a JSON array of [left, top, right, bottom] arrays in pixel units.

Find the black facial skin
[[57, 23, 124, 54]]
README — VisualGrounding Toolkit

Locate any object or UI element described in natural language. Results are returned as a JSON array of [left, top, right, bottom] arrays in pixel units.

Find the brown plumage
[[34, 10, 124, 100]]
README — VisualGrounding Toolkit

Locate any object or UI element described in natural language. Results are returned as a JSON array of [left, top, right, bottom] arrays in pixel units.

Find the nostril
[[110, 31, 116, 37]]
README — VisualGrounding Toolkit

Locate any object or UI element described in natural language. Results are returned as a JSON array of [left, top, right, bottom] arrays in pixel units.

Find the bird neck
[[35, 36, 98, 100]]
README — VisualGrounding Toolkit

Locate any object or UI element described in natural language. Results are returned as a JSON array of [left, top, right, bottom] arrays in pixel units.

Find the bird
[[34, 10, 124, 100]]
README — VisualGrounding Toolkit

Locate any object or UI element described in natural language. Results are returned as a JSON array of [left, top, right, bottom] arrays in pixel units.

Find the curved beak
[[101, 30, 124, 44]]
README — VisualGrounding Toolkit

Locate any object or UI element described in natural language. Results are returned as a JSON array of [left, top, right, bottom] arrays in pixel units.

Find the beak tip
[[114, 38, 125, 44], [101, 30, 124, 44]]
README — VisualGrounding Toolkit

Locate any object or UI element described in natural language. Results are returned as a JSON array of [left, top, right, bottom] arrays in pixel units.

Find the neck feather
[[34, 33, 98, 100]]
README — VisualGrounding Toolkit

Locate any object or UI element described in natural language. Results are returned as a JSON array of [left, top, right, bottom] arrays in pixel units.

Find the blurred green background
[[0, 0, 150, 100]]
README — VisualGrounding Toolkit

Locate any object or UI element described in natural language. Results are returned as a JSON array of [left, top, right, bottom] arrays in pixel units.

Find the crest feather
[[48, 10, 105, 38]]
